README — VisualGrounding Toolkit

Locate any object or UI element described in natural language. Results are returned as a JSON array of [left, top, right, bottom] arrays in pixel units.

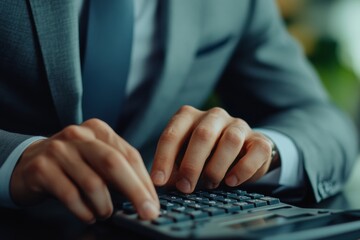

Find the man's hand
[[10, 119, 159, 223], [151, 105, 276, 193]]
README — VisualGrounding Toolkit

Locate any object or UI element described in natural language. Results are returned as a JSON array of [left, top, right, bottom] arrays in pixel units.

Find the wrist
[[269, 140, 280, 171]]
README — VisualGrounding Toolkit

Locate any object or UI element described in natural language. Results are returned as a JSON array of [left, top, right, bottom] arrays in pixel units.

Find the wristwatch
[[269, 140, 280, 171]]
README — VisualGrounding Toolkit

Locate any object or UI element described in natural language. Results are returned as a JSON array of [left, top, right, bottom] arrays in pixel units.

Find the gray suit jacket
[[0, 0, 357, 202]]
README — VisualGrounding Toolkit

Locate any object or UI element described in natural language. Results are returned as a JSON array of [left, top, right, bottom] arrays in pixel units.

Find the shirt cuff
[[254, 128, 303, 187], [0, 136, 46, 208]]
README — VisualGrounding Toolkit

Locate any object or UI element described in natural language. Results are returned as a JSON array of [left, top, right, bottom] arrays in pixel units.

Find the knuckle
[[232, 118, 247, 127], [84, 118, 109, 131], [82, 177, 105, 194], [160, 127, 178, 143], [101, 153, 121, 170], [240, 163, 256, 178], [26, 157, 49, 179], [254, 138, 272, 156], [62, 125, 84, 140], [169, 113, 189, 125], [154, 153, 168, 166], [100, 128, 113, 143], [46, 140, 66, 156], [193, 126, 214, 142], [180, 163, 198, 177], [224, 127, 243, 147], [178, 105, 195, 114], [209, 107, 227, 117], [126, 147, 142, 164]]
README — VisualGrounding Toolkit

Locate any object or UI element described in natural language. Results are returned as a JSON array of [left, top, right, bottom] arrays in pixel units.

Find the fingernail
[[176, 178, 192, 193], [140, 200, 159, 219], [226, 175, 238, 187], [205, 182, 218, 189], [151, 171, 165, 185]]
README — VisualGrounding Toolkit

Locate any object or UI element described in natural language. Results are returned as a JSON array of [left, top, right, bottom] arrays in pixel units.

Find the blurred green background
[[279, 0, 360, 193], [277, 0, 360, 123]]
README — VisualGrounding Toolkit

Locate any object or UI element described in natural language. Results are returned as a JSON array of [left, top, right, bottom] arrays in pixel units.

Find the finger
[[57, 143, 113, 219], [163, 165, 180, 187], [246, 162, 271, 183], [82, 119, 148, 156], [77, 140, 160, 220], [31, 158, 95, 223], [225, 137, 272, 186], [121, 144, 160, 207], [81, 119, 159, 205], [176, 108, 228, 193], [151, 106, 198, 186], [203, 122, 248, 189]]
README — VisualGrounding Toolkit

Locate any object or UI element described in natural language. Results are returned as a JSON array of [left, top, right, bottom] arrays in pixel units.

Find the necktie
[[82, 0, 134, 128]]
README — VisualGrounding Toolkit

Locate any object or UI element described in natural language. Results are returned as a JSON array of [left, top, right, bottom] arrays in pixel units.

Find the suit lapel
[[28, 0, 82, 127], [124, 0, 202, 147], [29, 0, 201, 144]]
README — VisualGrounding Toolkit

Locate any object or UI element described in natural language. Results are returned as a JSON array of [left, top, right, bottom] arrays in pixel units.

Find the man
[[0, 0, 357, 224]]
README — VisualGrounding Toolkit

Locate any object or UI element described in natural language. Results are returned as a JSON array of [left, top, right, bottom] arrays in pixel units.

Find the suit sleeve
[[217, 0, 358, 202], [0, 136, 46, 207], [0, 130, 35, 168], [0, 130, 37, 206]]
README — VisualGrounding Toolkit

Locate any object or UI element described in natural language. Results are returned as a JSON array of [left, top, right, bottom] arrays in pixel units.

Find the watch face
[[269, 141, 280, 171]]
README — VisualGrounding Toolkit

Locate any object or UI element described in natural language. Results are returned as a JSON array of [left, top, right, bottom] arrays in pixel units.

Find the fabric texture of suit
[[0, 0, 358, 202]]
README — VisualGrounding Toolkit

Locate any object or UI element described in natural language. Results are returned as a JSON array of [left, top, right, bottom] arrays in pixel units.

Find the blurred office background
[[277, 0, 360, 200], [277, 0, 360, 124]]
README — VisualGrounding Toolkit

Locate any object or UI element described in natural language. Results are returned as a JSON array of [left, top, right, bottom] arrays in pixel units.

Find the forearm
[[216, 0, 358, 201], [259, 103, 358, 201]]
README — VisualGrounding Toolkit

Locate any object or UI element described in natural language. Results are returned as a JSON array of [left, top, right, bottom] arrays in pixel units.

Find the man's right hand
[[10, 119, 159, 223]]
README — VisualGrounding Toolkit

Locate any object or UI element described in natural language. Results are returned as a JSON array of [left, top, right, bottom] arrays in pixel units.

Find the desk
[[1, 160, 360, 240]]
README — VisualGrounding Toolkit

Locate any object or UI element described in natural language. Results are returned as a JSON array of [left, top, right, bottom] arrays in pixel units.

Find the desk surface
[[1, 160, 360, 240]]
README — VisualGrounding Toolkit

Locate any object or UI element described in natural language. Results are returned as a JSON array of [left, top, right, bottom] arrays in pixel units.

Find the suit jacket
[[0, 0, 357, 202]]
